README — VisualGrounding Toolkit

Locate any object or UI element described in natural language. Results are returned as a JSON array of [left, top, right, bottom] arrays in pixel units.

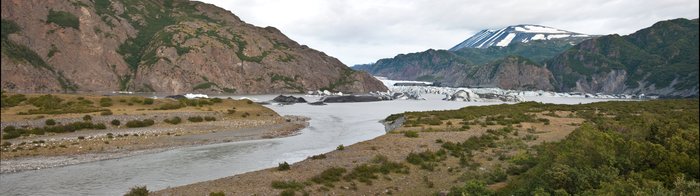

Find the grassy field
[[1, 92, 273, 123], [155, 99, 699, 196], [0, 92, 295, 166]]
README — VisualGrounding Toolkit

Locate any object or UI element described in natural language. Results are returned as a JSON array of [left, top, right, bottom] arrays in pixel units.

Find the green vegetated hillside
[[383, 99, 699, 195], [549, 18, 699, 97], [0, 0, 386, 94], [354, 18, 699, 97]]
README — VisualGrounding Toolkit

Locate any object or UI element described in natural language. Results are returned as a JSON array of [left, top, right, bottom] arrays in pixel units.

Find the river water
[[0, 95, 621, 195]]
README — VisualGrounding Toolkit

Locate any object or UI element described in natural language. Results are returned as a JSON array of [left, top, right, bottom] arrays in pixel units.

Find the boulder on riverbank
[[273, 95, 307, 104]]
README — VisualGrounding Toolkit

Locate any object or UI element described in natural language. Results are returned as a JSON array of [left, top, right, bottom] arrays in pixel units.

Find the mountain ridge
[[354, 18, 698, 97], [449, 24, 593, 51], [0, 0, 387, 94]]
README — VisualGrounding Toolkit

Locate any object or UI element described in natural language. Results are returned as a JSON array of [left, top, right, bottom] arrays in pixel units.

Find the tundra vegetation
[[267, 100, 697, 195]]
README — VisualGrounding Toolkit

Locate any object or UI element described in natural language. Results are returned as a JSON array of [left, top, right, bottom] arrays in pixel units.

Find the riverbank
[[154, 105, 585, 195], [154, 99, 698, 196], [1, 93, 309, 173]]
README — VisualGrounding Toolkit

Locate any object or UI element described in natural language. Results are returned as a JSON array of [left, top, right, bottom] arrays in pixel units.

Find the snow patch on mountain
[[450, 24, 592, 51]]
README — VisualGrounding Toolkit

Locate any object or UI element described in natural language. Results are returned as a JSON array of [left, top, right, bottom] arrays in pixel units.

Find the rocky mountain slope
[[0, 0, 387, 94], [449, 24, 592, 50], [548, 18, 698, 97], [355, 19, 698, 97], [354, 39, 571, 90]]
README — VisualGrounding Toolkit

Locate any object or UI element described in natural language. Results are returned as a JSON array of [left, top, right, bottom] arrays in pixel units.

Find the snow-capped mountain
[[449, 24, 592, 51]]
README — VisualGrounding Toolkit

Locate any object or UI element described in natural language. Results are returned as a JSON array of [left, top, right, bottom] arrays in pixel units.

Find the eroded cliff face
[[440, 56, 554, 90], [355, 50, 554, 90], [0, 0, 386, 94]]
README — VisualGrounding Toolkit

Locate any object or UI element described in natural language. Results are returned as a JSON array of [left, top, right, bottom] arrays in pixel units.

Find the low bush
[[125, 119, 155, 128], [124, 185, 148, 196], [83, 115, 92, 121], [143, 98, 154, 105], [1, 94, 27, 108], [336, 144, 345, 150], [99, 97, 113, 107], [45, 119, 57, 126], [204, 116, 216, 121], [344, 155, 409, 185], [2, 121, 107, 139], [100, 110, 113, 116], [404, 131, 419, 138], [155, 102, 184, 110], [309, 154, 327, 160], [209, 191, 225, 196], [310, 167, 347, 187], [271, 180, 305, 190], [111, 119, 121, 126], [277, 162, 291, 171], [164, 116, 182, 125], [187, 116, 203, 122]]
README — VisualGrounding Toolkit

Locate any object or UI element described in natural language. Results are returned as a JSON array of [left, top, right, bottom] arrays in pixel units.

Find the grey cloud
[[196, 0, 699, 66]]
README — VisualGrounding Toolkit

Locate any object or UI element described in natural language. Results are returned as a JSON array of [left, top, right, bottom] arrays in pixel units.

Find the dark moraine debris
[[273, 95, 307, 104], [165, 95, 187, 99], [321, 95, 383, 103], [307, 101, 327, 106]]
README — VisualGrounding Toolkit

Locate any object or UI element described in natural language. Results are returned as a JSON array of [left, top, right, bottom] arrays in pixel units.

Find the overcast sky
[[197, 0, 699, 66]]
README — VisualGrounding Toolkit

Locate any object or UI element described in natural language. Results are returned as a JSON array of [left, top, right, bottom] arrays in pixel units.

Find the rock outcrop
[[272, 95, 307, 104], [0, 0, 387, 94]]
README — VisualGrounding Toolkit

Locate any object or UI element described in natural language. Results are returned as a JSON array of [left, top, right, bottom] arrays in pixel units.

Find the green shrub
[[187, 116, 203, 122], [125, 119, 154, 128], [278, 162, 291, 171], [404, 131, 419, 138], [204, 116, 216, 121], [209, 191, 225, 196], [280, 190, 295, 196], [124, 185, 148, 196], [143, 98, 154, 105], [1, 19, 21, 39], [1, 94, 27, 108], [163, 116, 182, 124], [111, 119, 121, 126], [448, 180, 493, 196], [47, 9, 79, 29], [344, 155, 409, 185], [309, 154, 327, 160], [155, 102, 184, 110], [45, 119, 57, 126], [27, 94, 63, 109], [3, 121, 107, 139], [101, 110, 113, 116], [83, 115, 92, 121], [336, 144, 345, 150], [100, 101, 113, 107], [310, 167, 347, 187], [271, 180, 305, 190]]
